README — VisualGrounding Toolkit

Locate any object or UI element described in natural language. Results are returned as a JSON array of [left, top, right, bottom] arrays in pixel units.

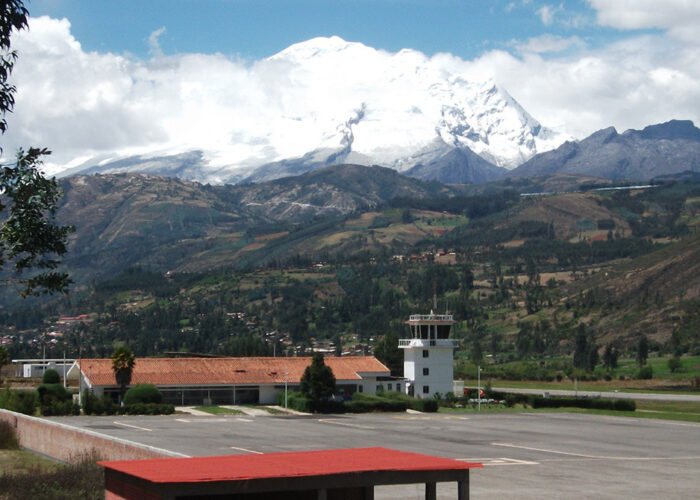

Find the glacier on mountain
[[56, 36, 569, 184]]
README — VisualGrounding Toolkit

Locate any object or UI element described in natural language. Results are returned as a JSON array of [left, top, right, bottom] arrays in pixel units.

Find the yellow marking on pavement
[[237, 418, 253, 422], [175, 418, 191, 423], [318, 419, 374, 429], [443, 416, 470, 420], [229, 446, 263, 454], [113, 421, 152, 432]]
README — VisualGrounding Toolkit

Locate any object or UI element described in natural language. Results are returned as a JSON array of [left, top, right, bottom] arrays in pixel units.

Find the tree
[[0, 345, 8, 385], [300, 353, 336, 412], [667, 356, 682, 374], [0, 1, 72, 297], [111, 346, 135, 404], [636, 335, 649, 367], [586, 344, 599, 372], [460, 265, 474, 292], [602, 343, 618, 371], [471, 339, 483, 365], [41, 368, 60, 384], [374, 330, 402, 376], [572, 324, 588, 370]]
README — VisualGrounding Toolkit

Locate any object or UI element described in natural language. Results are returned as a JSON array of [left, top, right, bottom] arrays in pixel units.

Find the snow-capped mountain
[[54, 36, 568, 184]]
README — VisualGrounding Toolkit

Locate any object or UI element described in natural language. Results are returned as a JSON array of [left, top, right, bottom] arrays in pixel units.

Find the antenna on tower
[[433, 280, 437, 312]]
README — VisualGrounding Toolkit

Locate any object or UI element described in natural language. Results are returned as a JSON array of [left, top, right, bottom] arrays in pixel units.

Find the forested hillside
[[2, 174, 698, 381]]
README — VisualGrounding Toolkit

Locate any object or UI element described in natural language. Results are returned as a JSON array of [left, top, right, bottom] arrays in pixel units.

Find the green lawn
[[461, 379, 699, 395], [439, 400, 700, 423], [614, 355, 700, 379], [193, 406, 244, 415], [459, 355, 700, 394], [243, 405, 287, 415]]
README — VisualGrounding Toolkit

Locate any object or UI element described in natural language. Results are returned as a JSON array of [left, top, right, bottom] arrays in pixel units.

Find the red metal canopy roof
[[99, 447, 482, 484]]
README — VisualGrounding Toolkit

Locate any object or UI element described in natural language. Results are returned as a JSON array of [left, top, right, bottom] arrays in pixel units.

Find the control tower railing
[[399, 338, 459, 348], [407, 314, 454, 322]]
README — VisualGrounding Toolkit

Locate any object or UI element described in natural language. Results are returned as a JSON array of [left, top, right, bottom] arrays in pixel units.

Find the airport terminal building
[[66, 356, 395, 405]]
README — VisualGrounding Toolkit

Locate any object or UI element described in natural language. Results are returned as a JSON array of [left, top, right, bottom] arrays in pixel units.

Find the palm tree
[[111, 346, 135, 404]]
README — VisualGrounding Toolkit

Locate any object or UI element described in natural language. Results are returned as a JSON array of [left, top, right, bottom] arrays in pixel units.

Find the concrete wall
[[0, 409, 184, 462]]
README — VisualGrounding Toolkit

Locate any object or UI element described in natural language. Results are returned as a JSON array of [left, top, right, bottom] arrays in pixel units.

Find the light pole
[[477, 365, 482, 412], [78, 331, 83, 408], [284, 363, 289, 409]]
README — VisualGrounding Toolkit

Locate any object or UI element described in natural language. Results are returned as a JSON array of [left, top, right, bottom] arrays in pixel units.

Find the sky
[[4, 0, 700, 172]]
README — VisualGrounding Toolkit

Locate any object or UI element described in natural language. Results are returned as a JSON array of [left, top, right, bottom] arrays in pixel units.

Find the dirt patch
[[254, 231, 288, 242]]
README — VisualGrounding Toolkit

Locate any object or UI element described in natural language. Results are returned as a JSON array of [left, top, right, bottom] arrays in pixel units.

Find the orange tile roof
[[77, 356, 389, 387]]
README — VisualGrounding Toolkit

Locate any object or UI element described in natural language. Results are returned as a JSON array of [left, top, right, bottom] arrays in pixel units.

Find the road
[[52, 411, 700, 499], [492, 387, 700, 402]]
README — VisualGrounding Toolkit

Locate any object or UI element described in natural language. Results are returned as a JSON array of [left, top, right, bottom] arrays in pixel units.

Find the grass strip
[[193, 406, 244, 415]]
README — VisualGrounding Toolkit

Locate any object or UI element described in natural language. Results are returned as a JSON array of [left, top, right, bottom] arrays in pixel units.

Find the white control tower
[[400, 311, 458, 398]]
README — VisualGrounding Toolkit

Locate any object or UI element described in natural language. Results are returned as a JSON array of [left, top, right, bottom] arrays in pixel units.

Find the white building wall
[[361, 376, 378, 395], [403, 349, 416, 381], [403, 346, 454, 398], [259, 385, 278, 405]]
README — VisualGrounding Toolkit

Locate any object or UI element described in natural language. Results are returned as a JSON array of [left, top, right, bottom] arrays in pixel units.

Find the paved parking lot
[[53, 411, 700, 499]]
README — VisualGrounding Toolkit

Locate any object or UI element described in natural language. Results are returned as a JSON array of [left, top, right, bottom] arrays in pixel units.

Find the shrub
[[41, 369, 61, 384], [0, 449, 104, 500], [410, 398, 438, 412], [37, 383, 76, 416], [634, 366, 653, 380], [531, 396, 635, 411], [0, 419, 19, 449], [123, 384, 162, 405], [277, 391, 312, 413], [612, 399, 636, 411], [0, 388, 37, 416], [37, 383, 69, 402], [41, 399, 80, 417], [123, 403, 174, 415], [82, 391, 119, 416], [345, 393, 408, 413]]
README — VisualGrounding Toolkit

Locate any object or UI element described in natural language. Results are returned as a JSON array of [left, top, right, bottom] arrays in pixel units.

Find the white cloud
[[514, 34, 586, 54], [536, 4, 561, 26], [461, 33, 700, 138], [148, 26, 166, 58], [589, 0, 700, 42]]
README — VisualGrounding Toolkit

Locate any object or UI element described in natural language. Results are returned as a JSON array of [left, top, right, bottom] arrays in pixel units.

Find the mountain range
[[36, 37, 700, 186], [509, 120, 700, 180], [54, 36, 565, 185]]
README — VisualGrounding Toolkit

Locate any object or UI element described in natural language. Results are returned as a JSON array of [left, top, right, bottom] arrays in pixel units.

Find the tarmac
[[51, 409, 700, 499]]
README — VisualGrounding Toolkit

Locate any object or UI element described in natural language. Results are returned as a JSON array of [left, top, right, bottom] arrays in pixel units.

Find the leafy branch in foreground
[[0, 147, 73, 296]]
